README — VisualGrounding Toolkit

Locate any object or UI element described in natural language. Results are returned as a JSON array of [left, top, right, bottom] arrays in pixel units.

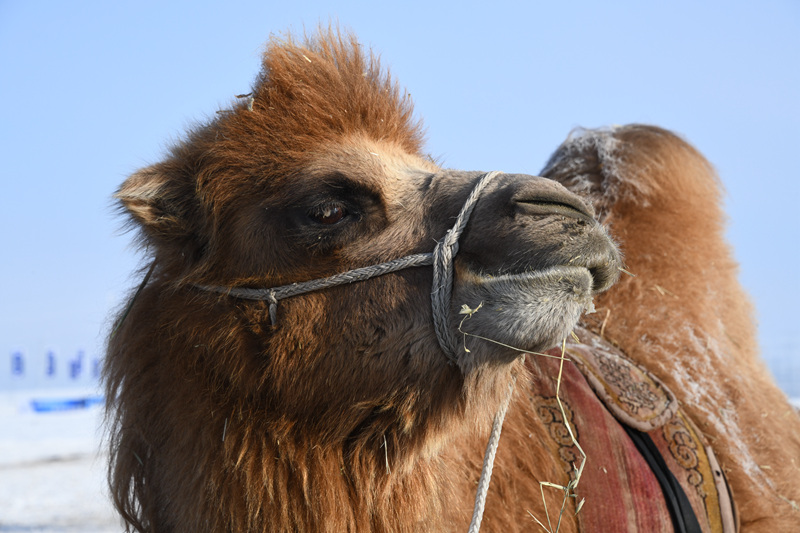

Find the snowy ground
[[0, 388, 121, 532]]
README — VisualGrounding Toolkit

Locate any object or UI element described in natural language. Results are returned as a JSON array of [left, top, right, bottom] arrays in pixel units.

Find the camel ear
[[116, 163, 197, 244]]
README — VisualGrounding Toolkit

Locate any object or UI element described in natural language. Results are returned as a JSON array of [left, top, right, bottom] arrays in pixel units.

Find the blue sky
[[1, 1, 798, 394]]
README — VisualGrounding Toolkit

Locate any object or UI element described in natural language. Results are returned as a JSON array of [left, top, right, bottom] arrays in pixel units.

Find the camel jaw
[[451, 265, 598, 370]]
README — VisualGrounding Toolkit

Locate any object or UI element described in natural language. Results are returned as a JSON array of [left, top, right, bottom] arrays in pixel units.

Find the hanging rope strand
[[469, 370, 519, 533]]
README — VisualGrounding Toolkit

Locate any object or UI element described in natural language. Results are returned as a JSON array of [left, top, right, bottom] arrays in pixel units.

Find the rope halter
[[197, 170, 502, 364]]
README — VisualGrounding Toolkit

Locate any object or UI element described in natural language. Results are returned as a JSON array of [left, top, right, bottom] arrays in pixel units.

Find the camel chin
[[453, 265, 595, 371]]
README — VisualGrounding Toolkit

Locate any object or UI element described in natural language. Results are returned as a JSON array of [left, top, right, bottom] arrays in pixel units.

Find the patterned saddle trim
[[538, 327, 740, 532], [565, 326, 679, 431]]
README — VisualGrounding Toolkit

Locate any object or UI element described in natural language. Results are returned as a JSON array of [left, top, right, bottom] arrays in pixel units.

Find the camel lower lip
[[452, 264, 596, 368]]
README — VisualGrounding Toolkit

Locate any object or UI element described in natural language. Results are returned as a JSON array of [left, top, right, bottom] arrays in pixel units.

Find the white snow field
[[0, 388, 121, 532]]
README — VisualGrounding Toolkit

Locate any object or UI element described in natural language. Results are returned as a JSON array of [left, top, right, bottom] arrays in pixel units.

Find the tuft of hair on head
[[239, 27, 426, 163]]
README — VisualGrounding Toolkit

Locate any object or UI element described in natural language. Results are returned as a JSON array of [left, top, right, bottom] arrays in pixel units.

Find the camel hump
[[541, 124, 722, 224]]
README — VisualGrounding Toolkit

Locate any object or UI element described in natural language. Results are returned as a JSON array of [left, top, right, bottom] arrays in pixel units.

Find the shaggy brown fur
[[106, 29, 800, 532]]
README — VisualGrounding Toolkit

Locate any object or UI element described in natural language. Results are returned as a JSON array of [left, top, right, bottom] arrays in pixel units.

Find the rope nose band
[[195, 170, 503, 363]]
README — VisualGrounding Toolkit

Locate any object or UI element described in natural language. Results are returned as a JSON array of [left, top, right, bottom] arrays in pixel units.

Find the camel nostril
[[515, 197, 596, 224], [510, 179, 595, 223]]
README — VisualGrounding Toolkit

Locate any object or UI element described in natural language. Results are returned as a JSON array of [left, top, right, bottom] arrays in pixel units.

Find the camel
[[105, 29, 800, 532]]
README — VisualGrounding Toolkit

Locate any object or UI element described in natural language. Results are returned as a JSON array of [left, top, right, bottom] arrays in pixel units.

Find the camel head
[[111, 31, 620, 469]]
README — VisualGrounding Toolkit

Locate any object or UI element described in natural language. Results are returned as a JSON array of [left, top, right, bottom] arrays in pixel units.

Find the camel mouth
[[469, 265, 596, 300], [582, 259, 620, 293], [464, 260, 618, 296], [451, 265, 599, 364]]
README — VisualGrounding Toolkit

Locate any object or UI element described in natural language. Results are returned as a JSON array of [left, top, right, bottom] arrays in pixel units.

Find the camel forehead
[[302, 135, 439, 201]]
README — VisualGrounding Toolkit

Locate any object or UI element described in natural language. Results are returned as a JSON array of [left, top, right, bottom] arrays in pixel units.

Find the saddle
[[533, 327, 738, 532]]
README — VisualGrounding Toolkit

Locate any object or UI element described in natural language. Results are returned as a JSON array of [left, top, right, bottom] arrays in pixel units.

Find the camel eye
[[310, 202, 347, 225]]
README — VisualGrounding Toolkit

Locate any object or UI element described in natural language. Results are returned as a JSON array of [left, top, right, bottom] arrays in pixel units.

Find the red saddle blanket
[[533, 327, 738, 532]]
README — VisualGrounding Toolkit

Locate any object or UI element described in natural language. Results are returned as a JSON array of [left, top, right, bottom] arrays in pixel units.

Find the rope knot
[[431, 170, 503, 364], [266, 290, 279, 325]]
